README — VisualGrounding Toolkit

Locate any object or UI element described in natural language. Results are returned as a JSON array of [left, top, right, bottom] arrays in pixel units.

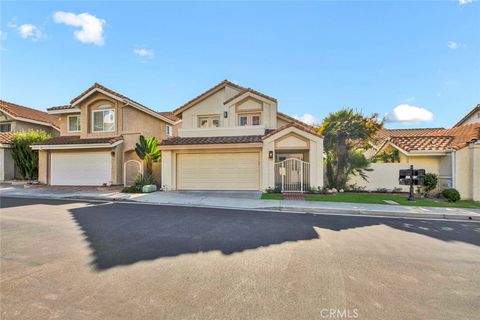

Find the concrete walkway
[[1, 185, 479, 221]]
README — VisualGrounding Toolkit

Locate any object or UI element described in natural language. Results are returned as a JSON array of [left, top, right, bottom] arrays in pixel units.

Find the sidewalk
[[1, 185, 480, 221]]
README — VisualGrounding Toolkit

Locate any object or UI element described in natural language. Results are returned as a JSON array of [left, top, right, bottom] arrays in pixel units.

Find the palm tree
[[319, 109, 382, 189], [135, 135, 161, 176]]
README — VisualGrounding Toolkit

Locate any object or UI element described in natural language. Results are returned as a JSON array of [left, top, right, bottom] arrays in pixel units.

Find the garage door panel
[[177, 153, 259, 190], [51, 152, 111, 186]]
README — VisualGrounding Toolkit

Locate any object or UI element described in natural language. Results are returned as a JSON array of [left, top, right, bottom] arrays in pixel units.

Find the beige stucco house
[[351, 104, 480, 200], [32, 83, 180, 186], [159, 80, 324, 192], [0, 100, 60, 181]]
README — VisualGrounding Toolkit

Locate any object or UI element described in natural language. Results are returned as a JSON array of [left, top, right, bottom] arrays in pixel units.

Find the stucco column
[[473, 143, 480, 201], [262, 141, 275, 190], [161, 150, 173, 190], [38, 150, 48, 184]]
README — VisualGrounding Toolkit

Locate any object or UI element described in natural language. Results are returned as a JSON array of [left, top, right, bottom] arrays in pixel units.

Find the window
[[166, 125, 173, 136], [92, 109, 115, 132], [238, 114, 261, 126], [67, 115, 81, 132], [0, 123, 11, 132], [198, 116, 220, 128], [239, 116, 248, 126]]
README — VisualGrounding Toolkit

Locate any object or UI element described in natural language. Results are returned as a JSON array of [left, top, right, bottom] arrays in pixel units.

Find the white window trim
[[237, 113, 261, 126], [67, 115, 81, 133], [198, 115, 221, 128], [92, 109, 116, 133], [0, 122, 12, 132], [166, 125, 173, 136]]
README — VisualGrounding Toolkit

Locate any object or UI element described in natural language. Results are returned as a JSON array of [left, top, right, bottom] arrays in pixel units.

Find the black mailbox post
[[399, 165, 425, 201]]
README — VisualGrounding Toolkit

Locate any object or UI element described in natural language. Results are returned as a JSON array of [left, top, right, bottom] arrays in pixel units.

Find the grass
[[261, 193, 284, 200], [304, 193, 480, 209]]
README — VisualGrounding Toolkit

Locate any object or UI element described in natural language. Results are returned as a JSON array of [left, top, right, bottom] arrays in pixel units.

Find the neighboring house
[[350, 106, 480, 200], [0, 100, 60, 181], [32, 83, 180, 186], [453, 104, 480, 127], [159, 80, 324, 192]]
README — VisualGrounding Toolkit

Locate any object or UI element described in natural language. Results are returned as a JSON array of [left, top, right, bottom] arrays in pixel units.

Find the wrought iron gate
[[274, 158, 310, 193]]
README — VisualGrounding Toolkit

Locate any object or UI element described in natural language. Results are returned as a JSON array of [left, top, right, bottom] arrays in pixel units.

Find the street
[[1, 196, 479, 320]]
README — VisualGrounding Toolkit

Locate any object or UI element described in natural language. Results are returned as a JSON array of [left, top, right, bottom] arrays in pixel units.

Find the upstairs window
[[0, 123, 11, 132], [67, 115, 81, 132], [92, 109, 115, 132], [198, 116, 220, 128], [238, 114, 261, 126], [166, 125, 173, 136]]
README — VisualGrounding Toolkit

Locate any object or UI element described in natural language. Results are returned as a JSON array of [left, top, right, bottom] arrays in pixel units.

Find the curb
[[2, 193, 480, 222]]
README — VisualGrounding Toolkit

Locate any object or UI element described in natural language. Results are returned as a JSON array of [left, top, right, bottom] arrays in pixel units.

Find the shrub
[[266, 186, 281, 194], [122, 174, 156, 193], [442, 188, 461, 202], [423, 173, 438, 195], [11, 130, 51, 180], [376, 188, 389, 193], [133, 173, 156, 186]]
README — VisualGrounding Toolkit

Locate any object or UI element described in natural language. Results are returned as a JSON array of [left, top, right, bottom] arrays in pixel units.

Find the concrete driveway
[[1, 197, 480, 320]]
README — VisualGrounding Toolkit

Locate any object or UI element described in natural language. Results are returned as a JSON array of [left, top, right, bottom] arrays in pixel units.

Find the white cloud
[[293, 113, 319, 125], [53, 11, 105, 46], [9, 22, 43, 40], [133, 48, 155, 57], [385, 104, 433, 124], [458, 0, 473, 5], [447, 41, 465, 49]]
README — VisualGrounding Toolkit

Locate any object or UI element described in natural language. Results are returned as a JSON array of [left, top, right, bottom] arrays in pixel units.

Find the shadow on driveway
[[66, 202, 480, 270], [2, 197, 479, 271]]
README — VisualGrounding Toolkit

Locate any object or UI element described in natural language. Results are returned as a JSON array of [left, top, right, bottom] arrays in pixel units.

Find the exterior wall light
[[224, 111, 228, 118], [269, 151, 274, 159]]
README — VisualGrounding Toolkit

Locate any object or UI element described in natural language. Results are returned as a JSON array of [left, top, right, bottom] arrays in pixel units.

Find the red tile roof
[[0, 100, 60, 129], [47, 105, 74, 111], [453, 104, 480, 127], [157, 112, 181, 123], [160, 135, 263, 146], [0, 132, 14, 144], [380, 122, 480, 152], [33, 135, 122, 146]]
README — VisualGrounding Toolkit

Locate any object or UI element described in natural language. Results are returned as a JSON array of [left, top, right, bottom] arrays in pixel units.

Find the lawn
[[261, 193, 284, 200], [304, 193, 480, 209]]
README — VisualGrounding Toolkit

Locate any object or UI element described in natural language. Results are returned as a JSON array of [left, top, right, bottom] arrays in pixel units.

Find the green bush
[[122, 174, 156, 193], [11, 130, 51, 180], [442, 188, 461, 202], [266, 186, 281, 194], [423, 173, 438, 195], [133, 173, 156, 186]]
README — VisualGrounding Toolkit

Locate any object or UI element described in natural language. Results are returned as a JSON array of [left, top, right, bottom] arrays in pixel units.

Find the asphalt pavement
[[1, 196, 479, 320]]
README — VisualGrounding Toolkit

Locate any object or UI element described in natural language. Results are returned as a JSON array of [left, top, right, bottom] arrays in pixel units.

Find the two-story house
[[159, 80, 324, 192], [0, 100, 60, 181], [32, 83, 180, 186]]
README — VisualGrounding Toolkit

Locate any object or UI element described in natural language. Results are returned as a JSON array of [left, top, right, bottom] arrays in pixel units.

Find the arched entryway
[[124, 160, 143, 186]]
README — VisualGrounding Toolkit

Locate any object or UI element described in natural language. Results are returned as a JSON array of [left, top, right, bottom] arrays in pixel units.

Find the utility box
[[142, 184, 157, 193]]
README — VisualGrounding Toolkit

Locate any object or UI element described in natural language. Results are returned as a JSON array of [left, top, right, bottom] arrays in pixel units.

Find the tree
[[319, 108, 382, 189], [135, 135, 161, 176], [11, 130, 51, 180]]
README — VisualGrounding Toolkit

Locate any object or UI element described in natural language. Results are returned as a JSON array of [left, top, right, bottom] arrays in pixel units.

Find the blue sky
[[1, 1, 479, 128]]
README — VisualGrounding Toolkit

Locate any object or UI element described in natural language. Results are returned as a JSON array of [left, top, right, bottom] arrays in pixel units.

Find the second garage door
[[177, 152, 260, 190]]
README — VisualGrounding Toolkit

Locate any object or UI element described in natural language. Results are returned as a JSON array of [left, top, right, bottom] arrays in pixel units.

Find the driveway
[[1, 197, 480, 320]]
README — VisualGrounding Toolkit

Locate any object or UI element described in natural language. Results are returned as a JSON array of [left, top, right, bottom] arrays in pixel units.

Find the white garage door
[[51, 151, 112, 186], [177, 152, 260, 190]]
